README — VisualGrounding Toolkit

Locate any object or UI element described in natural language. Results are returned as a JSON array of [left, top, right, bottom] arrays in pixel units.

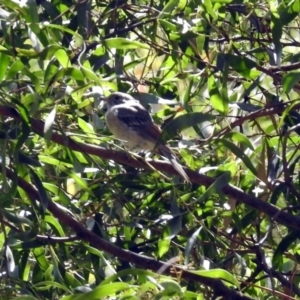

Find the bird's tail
[[158, 145, 190, 183]]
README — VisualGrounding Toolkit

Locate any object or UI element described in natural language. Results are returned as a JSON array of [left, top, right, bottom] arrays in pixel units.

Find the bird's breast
[[105, 107, 154, 152]]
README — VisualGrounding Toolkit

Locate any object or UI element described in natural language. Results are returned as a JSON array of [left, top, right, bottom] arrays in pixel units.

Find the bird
[[103, 92, 190, 183]]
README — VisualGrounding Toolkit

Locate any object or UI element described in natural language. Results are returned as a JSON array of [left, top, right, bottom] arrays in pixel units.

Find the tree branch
[[4, 166, 252, 300], [1, 105, 300, 232]]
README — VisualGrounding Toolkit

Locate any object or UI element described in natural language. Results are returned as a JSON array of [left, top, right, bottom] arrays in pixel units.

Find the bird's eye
[[114, 96, 120, 100]]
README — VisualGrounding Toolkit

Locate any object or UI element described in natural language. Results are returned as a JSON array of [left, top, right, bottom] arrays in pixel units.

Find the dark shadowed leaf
[[233, 102, 261, 112], [184, 226, 202, 265], [195, 172, 231, 204], [273, 231, 299, 269], [283, 72, 300, 93], [159, 112, 215, 143], [29, 168, 49, 213], [223, 54, 260, 79]]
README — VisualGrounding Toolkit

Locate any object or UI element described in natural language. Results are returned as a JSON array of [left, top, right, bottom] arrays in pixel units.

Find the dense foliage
[[0, 0, 300, 299]]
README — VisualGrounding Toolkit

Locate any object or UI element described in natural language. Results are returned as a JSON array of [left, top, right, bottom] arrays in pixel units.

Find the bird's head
[[104, 92, 136, 107]]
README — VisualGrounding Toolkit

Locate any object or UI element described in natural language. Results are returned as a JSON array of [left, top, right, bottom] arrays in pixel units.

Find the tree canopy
[[0, 0, 300, 299]]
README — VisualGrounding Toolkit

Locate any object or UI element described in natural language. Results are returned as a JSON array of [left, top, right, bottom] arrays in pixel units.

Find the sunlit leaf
[[158, 239, 171, 258], [44, 106, 56, 140], [208, 74, 228, 114], [104, 38, 150, 50], [190, 269, 240, 288], [203, 0, 218, 20], [159, 0, 179, 17], [215, 139, 257, 175], [0, 53, 10, 81], [5, 246, 15, 273]]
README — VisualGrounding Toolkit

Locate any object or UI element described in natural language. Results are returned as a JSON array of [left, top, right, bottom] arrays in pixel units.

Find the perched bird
[[103, 92, 190, 182]]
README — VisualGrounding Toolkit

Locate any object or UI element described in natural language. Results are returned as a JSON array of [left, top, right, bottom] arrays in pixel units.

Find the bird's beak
[[99, 95, 107, 102]]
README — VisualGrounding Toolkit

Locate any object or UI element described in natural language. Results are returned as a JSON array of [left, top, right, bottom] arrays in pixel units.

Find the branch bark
[[4, 166, 252, 300], [1, 105, 300, 232]]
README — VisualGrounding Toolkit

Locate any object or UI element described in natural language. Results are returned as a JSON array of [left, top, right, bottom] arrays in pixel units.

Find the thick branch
[[2, 105, 300, 232], [4, 166, 251, 300]]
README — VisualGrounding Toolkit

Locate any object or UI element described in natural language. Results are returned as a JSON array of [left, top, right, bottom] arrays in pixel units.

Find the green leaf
[[216, 139, 257, 175], [44, 106, 56, 140], [61, 282, 131, 300], [44, 215, 65, 237], [0, 53, 10, 81], [33, 247, 49, 271], [273, 231, 298, 269], [14, 296, 39, 300], [158, 239, 171, 258], [34, 280, 71, 293], [37, 44, 62, 60], [81, 67, 101, 84], [203, 0, 218, 20], [29, 168, 49, 213], [270, 4, 282, 65], [196, 35, 206, 56], [55, 49, 70, 68], [224, 132, 254, 150], [159, 0, 178, 17], [223, 54, 260, 79], [185, 227, 202, 265], [2, 210, 33, 227], [160, 281, 182, 294], [195, 172, 231, 204], [65, 171, 93, 195], [0, 45, 12, 55], [77, 117, 95, 135], [6, 59, 24, 79], [104, 38, 150, 50], [21, 67, 41, 92], [101, 269, 161, 285], [283, 72, 300, 93], [41, 23, 82, 40], [279, 0, 299, 25], [190, 269, 240, 288], [43, 183, 72, 206], [44, 61, 59, 88], [159, 112, 215, 143], [159, 19, 178, 31], [208, 74, 228, 114]]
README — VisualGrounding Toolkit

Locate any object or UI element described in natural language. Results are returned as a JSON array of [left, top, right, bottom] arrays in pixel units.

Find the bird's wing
[[115, 103, 161, 143]]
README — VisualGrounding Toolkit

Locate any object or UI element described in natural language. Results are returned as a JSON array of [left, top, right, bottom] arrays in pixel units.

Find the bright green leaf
[[104, 38, 150, 50], [208, 74, 228, 114], [191, 269, 240, 288]]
